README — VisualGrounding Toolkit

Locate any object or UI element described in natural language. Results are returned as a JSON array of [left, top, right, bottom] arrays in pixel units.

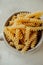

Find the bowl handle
[[0, 33, 4, 41]]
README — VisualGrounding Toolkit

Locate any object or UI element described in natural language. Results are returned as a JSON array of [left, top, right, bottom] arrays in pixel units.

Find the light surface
[[0, 0, 43, 65]]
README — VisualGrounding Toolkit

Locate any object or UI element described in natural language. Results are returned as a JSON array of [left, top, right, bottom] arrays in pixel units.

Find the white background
[[0, 0, 43, 65]]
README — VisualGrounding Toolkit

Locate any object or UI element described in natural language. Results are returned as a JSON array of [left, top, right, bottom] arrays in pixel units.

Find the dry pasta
[[15, 17, 43, 24], [30, 27, 43, 31], [13, 29, 20, 49], [4, 11, 43, 53], [21, 31, 37, 53], [25, 11, 43, 18], [31, 38, 37, 48]]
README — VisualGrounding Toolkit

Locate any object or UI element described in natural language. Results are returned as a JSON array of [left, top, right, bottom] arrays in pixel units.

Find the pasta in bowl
[[3, 11, 43, 53]]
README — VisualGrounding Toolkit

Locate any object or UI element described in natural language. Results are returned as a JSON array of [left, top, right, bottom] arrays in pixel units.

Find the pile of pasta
[[4, 11, 43, 53]]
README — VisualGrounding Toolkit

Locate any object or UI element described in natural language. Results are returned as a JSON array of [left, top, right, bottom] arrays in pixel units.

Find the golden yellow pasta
[[9, 21, 14, 25], [30, 27, 43, 31], [17, 17, 43, 24], [4, 11, 43, 53], [25, 11, 43, 18], [19, 31, 23, 39], [4, 27, 14, 41], [16, 44, 24, 50], [17, 13, 27, 18], [6, 27, 16, 34], [21, 28, 30, 53], [13, 29, 20, 49], [11, 16, 17, 21], [6, 24, 25, 30], [30, 32, 37, 48], [31, 38, 37, 48], [24, 27, 30, 43], [29, 18, 43, 24], [21, 31, 37, 53]]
